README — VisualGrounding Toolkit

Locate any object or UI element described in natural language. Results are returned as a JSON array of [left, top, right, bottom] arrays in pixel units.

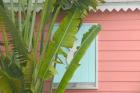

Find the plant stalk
[[10, 0, 15, 23], [40, 5, 61, 58], [18, 0, 22, 32], [28, 0, 38, 51]]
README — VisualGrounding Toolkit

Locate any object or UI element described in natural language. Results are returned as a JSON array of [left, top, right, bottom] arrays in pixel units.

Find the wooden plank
[[99, 41, 140, 51], [97, 82, 140, 92], [98, 31, 140, 40], [65, 91, 140, 93], [99, 62, 140, 71], [92, 20, 140, 31], [99, 51, 140, 60], [46, 90, 140, 93], [99, 72, 140, 81]]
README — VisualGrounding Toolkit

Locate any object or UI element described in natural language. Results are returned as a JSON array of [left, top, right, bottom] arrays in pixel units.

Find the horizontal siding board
[[97, 82, 140, 92], [99, 62, 140, 71], [99, 72, 140, 81], [99, 51, 140, 60], [99, 41, 140, 51], [100, 29, 140, 31], [85, 10, 140, 21], [47, 90, 140, 93], [65, 90, 139, 93], [99, 60, 140, 62], [98, 31, 140, 40], [94, 20, 140, 31], [65, 92, 140, 93]]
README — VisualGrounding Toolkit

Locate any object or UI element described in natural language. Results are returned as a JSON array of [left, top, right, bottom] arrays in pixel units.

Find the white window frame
[[52, 23, 99, 90]]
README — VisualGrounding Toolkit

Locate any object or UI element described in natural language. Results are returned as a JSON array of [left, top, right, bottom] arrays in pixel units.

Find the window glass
[[53, 24, 98, 89]]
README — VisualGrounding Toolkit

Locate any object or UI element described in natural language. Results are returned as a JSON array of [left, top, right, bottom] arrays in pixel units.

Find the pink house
[[50, 0, 140, 93], [1, 0, 140, 93]]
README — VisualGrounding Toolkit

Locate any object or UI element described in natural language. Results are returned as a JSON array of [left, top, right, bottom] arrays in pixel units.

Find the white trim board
[[97, 1, 140, 12], [2, 1, 140, 12]]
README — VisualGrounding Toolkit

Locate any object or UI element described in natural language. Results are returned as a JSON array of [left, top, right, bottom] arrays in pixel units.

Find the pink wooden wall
[[59, 10, 140, 93]]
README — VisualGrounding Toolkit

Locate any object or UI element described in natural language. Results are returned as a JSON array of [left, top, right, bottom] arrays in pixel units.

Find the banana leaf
[[36, 0, 57, 53], [55, 24, 101, 93], [38, 8, 82, 80]]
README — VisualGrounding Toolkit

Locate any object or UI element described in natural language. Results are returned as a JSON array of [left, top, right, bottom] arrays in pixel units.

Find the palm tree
[[0, 0, 104, 93]]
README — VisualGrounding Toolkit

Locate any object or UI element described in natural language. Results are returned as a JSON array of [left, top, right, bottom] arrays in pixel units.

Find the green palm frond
[[23, 60, 34, 92], [60, 0, 104, 10], [0, 6, 29, 65], [0, 0, 4, 8], [38, 8, 82, 80], [0, 0, 103, 93], [35, 0, 57, 54], [0, 69, 23, 93]]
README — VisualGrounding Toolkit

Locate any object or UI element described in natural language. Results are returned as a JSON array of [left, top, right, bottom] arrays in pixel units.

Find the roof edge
[[4, 1, 140, 13], [97, 1, 140, 12]]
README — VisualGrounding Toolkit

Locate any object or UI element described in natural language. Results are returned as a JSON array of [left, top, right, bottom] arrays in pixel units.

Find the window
[[53, 23, 98, 89]]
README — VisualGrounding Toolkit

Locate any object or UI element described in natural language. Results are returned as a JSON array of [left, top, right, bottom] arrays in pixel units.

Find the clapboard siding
[[99, 41, 140, 51], [99, 31, 140, 40], [94, 20, 140, 30], [67, 90, 139, 93], [99, 51, 140, 60], [99, 72, 140, 81], [62, 10, 140, 93], [99, 62, 140, 71]]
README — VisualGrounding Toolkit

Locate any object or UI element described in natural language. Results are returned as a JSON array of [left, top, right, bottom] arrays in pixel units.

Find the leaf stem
[[18, 0, 22, 32], [10, 0, 15, 23], [28, 0, 38, 51], [40, 5, 61, 58]]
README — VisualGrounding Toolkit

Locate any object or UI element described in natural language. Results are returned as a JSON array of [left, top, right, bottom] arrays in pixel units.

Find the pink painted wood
[[53, 10, 140, 93], [1, 8, 140, 93], [99, 41, 140, 51], [98, 31, 140, 40]]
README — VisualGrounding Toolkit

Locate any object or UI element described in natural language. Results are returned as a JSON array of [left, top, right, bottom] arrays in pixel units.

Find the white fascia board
[[3, 0, 45, 3], [97, 1, 140, 12], [3, 1, 140, 12]]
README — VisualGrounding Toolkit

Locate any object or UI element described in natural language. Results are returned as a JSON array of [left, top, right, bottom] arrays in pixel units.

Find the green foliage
[[0, 0, 104, 93], [55, 24, 101, 93], [0, 70, 14, 93], [38, 9, 82, 80], [0, 0, 4, 8], [60, 0, 104, 10], [0, 6, 29, 64], [0, 70, 23, 93]]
